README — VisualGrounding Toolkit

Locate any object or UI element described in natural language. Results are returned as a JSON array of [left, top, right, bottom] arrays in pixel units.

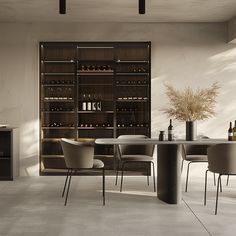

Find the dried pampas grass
[[162, 82, 220, 121]]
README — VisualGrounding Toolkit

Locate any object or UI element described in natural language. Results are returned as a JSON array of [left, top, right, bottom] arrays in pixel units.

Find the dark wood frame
[[39, 42, 151, 176]]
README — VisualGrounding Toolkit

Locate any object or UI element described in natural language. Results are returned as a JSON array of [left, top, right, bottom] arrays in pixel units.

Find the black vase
[[186, 121, 197, 141]]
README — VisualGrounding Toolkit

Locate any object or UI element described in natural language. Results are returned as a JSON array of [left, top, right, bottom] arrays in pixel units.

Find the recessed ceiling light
[[59, 0, 66, 14], [139, 0, 145, 14]]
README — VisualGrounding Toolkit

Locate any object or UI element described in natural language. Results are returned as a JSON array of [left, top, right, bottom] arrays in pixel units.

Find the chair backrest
[[61, 138, 94, 169], [182, 144, 210, 160], [207, 144, 236, 174], [117, 135, 154, 157]]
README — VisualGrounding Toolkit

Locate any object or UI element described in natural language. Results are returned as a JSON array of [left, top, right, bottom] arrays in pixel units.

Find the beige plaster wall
[[0, 22, 235, 175]]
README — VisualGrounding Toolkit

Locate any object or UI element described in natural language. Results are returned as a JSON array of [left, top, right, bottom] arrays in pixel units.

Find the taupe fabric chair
[[115, 135, 156, 192], [182, 144, 215, 192], [204, 144, 236, 215], [60, 138, 105, 206]]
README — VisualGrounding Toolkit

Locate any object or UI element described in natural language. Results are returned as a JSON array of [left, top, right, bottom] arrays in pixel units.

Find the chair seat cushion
[[93, 159, 104, 168], [121, 155, 153, 161], [185, 155, 208, 161]]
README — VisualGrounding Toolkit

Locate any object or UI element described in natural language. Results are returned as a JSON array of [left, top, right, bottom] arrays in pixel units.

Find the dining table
[[95, 138, 233, 204]]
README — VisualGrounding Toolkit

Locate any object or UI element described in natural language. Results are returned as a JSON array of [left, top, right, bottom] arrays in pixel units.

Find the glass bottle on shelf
[[228, 122, 233, 141], [97, 94, 102, 111], [92, 94, 97, 111], [82, 94, 87, 111], [87, 94, 92, 111]]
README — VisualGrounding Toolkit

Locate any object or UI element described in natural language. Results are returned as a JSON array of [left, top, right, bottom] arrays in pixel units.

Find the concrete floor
[[0, 164, 235, 236]]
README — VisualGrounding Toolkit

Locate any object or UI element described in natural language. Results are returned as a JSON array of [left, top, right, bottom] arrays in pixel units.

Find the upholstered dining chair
[[182, 144, 216, 192], [60, 138, 105, 206], [204, 144, 236, 215], [115, 135, 156, 192]]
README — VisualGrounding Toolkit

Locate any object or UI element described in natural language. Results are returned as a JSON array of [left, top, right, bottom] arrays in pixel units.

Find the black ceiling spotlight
[[139, 0, 145, 14], [59, 0, 66, 14]]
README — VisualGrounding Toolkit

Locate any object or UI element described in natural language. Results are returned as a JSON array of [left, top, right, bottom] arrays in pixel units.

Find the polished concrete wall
[[0, 22, 235, 176]]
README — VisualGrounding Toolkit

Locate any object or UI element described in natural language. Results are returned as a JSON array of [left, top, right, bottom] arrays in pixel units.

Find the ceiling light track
[[59, 0, 66, 14], [59, 0, 145, 15]]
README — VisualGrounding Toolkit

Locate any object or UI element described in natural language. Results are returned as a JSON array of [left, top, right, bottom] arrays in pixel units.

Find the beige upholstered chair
[[182, 144, 215, 192], [116, 135, 156, 192], [204, 144, 236, 215], [60, 138, 105, 206]]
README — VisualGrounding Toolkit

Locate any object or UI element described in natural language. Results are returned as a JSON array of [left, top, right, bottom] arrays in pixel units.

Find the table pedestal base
[[157, 144, 182, 204]]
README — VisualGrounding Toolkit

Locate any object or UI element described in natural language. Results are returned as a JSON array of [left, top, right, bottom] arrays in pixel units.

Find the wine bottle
[[82, 94, 87, 111], [87, 94, 92, 111], [92, 94, 97, 111], [228, 122, 233, 141], [232, 121, 236, 141], [168, 119, 174, 141]]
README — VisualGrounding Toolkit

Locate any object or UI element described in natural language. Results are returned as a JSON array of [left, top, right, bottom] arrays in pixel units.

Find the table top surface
[[95, 138, 236, 145]]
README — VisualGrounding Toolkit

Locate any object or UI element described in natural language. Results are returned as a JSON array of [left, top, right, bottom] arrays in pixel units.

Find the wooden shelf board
[[77, 127, 114, 130], [77, 72, 113, 76], [42, 73, 74, 75], [41, 60, 75, 63], [116, 73, 149, 76], [78, 83, 113, 86], [42, 111, 75, 113], [117, 127, 149, 129], [42, 127, 75, 130], [116, 60, 149, 63], [78, 111, 114, 114], [116, 84, 149, 87], [43, 100, 74, 102], [42, 84, 74, 87], [116, 99, 149, 102]]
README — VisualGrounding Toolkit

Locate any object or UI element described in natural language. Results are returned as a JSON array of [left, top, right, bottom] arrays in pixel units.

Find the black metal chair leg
[[219, 175, 222, 193], [120, 162, 126, 192], [215, 174, 221, 215], [102, 168, 105, 206], [115, 160, 120, 186], [226, 175, 229, 186], [151, 161, 156, 192], [64, 169, 73, 206], [185, 162, 192, 192], [147, 163, 150, 186], [204, 169, 208, 205], [62, 169, 69, 198]]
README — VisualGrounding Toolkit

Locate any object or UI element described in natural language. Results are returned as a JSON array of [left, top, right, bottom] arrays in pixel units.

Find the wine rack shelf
[[40, 41, 151, 175]]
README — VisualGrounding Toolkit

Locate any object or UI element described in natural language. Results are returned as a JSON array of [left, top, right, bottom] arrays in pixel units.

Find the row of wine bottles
[[117, 123, 149, 128], [79, 123, 112, 128], [81, 94, 102, 111], [116, 80, 148, 85], [46, 87, 72, 92], [116, 108, 138, 112], [44, 97, 73, 100], [43, 123, 74, 127], [78, 65, 112, 72], [43, 108, 74, 112], [42, 123, 149, 128], [130, 67, 147, 73], [42, 80, 74, 85], [117, 97, 148, 101]]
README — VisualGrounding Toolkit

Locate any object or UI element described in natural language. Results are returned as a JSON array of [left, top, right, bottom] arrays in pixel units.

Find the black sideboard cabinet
[[39, 42, 151, 175], [0, 128, 19, 180]]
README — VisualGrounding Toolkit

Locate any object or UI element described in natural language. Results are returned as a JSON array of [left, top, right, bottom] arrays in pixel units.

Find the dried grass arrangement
[[162, 82, 220, 121]]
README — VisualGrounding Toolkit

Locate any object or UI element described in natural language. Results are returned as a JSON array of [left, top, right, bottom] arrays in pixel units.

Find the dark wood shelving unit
[[40, 42, 151, 175]]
